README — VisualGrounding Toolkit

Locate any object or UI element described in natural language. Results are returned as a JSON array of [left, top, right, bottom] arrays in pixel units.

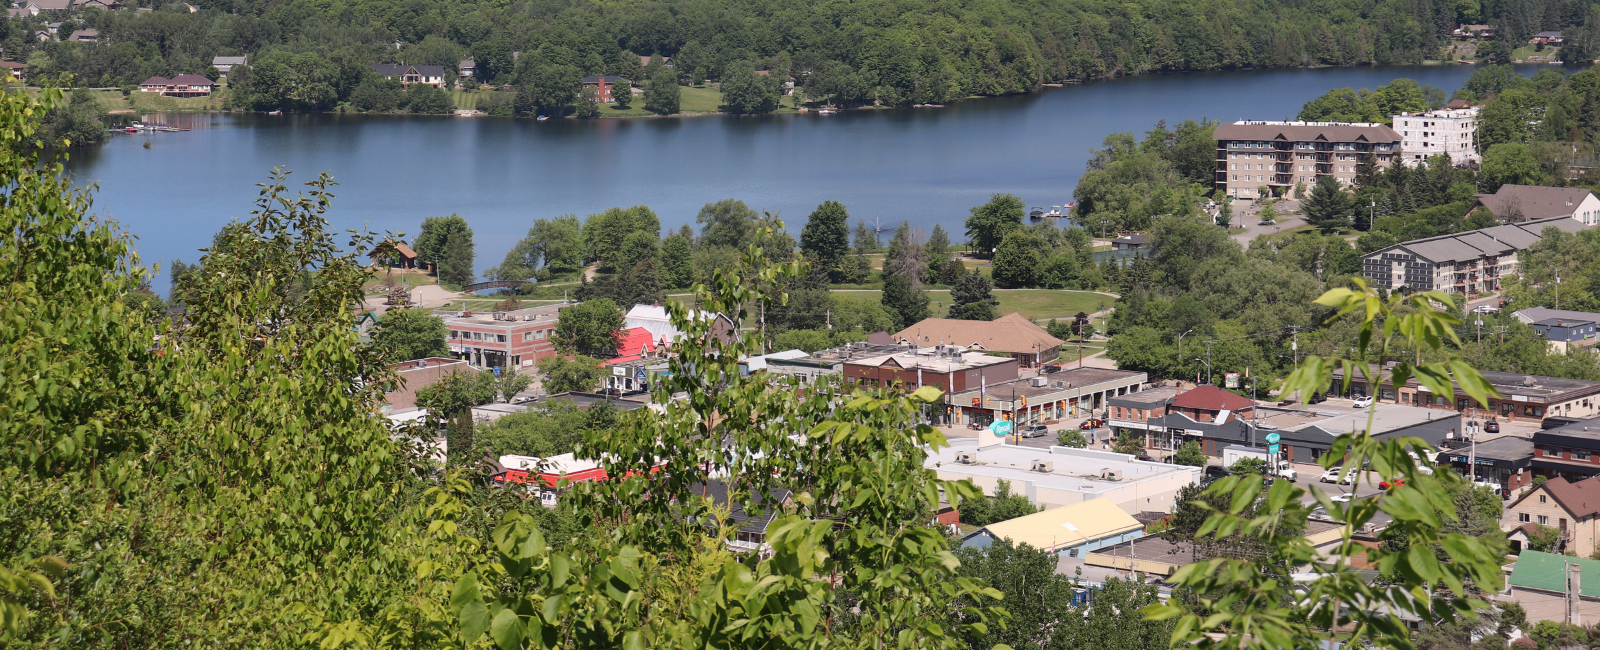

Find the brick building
[[384, 357, 472, 413], [441, 304, 567, 370]]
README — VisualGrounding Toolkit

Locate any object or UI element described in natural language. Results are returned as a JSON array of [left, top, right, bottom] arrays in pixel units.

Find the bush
[[1057, 429, 1088, 448]]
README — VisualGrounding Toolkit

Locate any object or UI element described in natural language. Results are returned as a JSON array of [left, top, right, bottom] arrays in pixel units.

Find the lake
[[65, 63, 1575, 286]]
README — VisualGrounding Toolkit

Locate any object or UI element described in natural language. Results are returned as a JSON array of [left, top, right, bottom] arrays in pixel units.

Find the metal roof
[[1509, 551, 1600, 596]]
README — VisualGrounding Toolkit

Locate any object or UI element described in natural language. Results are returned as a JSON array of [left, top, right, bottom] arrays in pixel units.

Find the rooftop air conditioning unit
[[1031, 376, 1049, 387], [1031, 460, 1054, 473], [1101, 469, 1123, 481], [955, 452, 977, 465]]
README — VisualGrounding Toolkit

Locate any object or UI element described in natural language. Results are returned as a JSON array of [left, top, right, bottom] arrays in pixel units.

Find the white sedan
[[1320, 468, 1359, 484], [1352, 395, 1374, 408]]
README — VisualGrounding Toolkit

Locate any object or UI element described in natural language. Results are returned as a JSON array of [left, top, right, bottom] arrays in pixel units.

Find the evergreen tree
[[852, 220, 879, 253], [618, 256, 665, 307], [437, 228, 476, 288], [1303, 175, 1354, 233], [883, 220, 926, 281], [659, 233, 694, 288], [880, 272, 929, 329], [799, 199, 851, 278], [948, 268, 997, 321], [1216, 199, 1232, 228], [1354, 155, 1381, 189]]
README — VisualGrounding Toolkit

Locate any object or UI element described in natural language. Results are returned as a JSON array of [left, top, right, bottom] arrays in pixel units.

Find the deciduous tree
[[370, 307, 448, 361], [536, 354, 606, 393], [553, 298, 624, 357], [965, 193, 1025, 257]]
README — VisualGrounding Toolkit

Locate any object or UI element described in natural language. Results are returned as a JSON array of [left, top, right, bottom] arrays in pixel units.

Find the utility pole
[[1177, 329, 1193, 380], [1467, 419, 1478, 483], [1205, 341, 1214, 385], [1556, 269, 1563, 310], [1476, 317, 1483, 344]]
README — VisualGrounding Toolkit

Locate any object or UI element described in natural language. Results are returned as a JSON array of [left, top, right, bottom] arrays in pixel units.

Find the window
[[1539, 515, 1549, 525], [450, 331, 459, 339], [1580, 450, 1593, 461], [1540, 494, 1548, 503], [523, 332, 532, 342], [1519, 513, 1531, 523], [473, 332, 482, 341], [497, 334, 507, 343]]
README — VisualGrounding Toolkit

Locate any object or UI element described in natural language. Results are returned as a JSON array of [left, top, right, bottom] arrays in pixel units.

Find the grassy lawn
[[830, 289, 1108, 321], [86, 88, 227, 112], [363, 271, 438, 292], [452, 90, 479, 110]]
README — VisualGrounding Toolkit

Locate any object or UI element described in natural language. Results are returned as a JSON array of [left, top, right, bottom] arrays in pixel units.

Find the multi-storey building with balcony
[[1213, 121, 1402, 199], [1393, 105, 1480, 167], [1361, 217, 1587, 296]]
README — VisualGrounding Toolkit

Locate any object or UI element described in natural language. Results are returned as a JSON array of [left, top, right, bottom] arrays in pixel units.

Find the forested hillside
[[5, 0, 1591, 111]]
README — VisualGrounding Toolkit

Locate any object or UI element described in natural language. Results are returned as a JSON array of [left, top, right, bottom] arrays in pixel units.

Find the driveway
[[1230, 198, 1307, 248]]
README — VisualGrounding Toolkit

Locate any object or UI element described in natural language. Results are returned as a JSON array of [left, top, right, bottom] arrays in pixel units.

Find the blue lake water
[[65, 63, 1576, 285]]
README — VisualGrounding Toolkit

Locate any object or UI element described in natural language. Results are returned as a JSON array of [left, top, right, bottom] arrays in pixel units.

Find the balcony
[[1315, 153, 1332, 162], [1316, 164, 1332, 174]]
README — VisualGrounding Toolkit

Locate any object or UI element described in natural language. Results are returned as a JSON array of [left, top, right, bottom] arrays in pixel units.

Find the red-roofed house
[[1168, 385, 1256, 422], [1146, 385, 1263, 457], [604, 327, 657, 366], [1505, 475, 1600, 553]]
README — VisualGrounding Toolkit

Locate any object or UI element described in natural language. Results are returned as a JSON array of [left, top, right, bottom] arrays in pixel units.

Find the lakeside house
[[139, 74, 216, 97], [580, 75, 629, 103], [0, 61, 25, 80], [458, 58, 476, 78], [370, 64, 446, 88]]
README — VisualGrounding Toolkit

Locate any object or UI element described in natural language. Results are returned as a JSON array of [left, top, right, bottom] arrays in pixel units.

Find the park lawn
[[830, 289, 1108, 321]]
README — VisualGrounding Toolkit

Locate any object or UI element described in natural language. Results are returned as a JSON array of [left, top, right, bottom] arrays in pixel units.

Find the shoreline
[[79, 59, 1584, 118]]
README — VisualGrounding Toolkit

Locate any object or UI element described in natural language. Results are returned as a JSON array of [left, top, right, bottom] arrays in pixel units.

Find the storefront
[[1439, 436, 1532, 492]]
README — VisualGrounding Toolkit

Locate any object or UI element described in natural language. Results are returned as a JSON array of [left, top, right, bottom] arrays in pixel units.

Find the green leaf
[[490, 608, 525, 650]]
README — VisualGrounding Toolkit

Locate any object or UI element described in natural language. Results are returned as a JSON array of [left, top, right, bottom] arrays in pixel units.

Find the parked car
[[1484, 418, 1500, 433], [1080, 418, 1106, 429], [1320, 467, 1359, 484], [1041, 364, 1062, 374], [1019, 424, 1049, 439], [1328, 493, 1355, 504], [1307, 391, 1327, 404], [1379, 478, 1406, 490], [1258, 218, 1276, 226], [1202, 465, 1231, 485], [1472, 305, 1500, 314], [1352, 395, 1373, 408]]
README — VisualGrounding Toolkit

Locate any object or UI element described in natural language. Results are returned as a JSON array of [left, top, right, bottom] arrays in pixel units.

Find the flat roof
[[848, 346, 1016, 374], [1292, 404, 1458, 438], [1109, 386, 1178, 408], [950, 368, 1145, 400], [776, 343, 908, 368], [1439, 436, 1531, 462], [1535, 416, 1600, 443], [928, 443, 1199, 498], [439, 303, 566, 328]]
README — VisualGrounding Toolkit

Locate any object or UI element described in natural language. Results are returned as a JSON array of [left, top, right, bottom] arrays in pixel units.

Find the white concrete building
[[928, 443, 1200, 514], [1394, 106, 1480, 167]]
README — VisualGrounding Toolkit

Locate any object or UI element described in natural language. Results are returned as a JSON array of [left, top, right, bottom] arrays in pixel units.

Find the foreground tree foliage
[[1144, 282, 1507, 650], [1, 98, 1011, 646]]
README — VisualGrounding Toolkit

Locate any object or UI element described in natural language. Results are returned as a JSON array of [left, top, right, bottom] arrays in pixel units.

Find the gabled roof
[[1510, 475, 1600, 518], [371, 64, 447, 77], [686, 480, 792, 534], [1213, 121, 1401, 143], [67, 28, 98, 41], [611, 327, 656, 358], [212, 55, 247, 65], [141, 76, 170, 85], [1170, 385, 1255, 412], [1474, 185, 1596, 221], [866, 331, 895, 345], [168, 74, 214, 85], [894, 312, 1063, 354], [1371, 216, 1585, 264]]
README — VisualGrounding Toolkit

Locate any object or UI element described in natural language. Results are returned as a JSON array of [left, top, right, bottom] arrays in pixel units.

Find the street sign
[[634, 368, 647, 381], [991, 420, 1013, 437], [1265, 432, 1281, 444], [1225, 372, 1240, 388], [1268, 444, 1280, 454], [493, 367, 502, 377]]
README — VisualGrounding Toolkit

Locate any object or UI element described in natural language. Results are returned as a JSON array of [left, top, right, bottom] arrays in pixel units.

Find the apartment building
[[440, 304, 567, 370], [1213, 121, 1402, 199], [1361, 216, 1587, 295], [1393, 106, 1480, 167]]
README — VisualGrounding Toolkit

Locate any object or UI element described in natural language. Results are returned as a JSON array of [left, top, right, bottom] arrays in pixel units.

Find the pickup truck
[[1221, 445, 1298, 481]]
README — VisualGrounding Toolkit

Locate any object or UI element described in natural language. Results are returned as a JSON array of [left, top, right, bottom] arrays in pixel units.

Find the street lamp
[[1194, 357, 1211, 385], [1176, 329, 1194, 380]]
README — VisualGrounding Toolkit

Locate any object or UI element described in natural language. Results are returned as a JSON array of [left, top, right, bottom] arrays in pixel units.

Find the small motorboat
[[266, 110, 282, 115], [1044, 206, 1063, 218], [536, 115, 549, 121], [1028, 207, 1045, 220], [817, 109, 837, 115]]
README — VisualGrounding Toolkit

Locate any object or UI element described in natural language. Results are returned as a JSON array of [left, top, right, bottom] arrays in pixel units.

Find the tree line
[[2, 0, 1582, 113]]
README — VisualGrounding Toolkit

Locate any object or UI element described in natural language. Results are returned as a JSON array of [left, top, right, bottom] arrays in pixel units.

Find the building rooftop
[[968, 497, 1141, 549], [1516, 307, 1600, 325], [1214, 121, 1401, 143], [1440, 435, 1531, 462], [1171, 385, 1256, 411], [1532, 317, 1596, 327], [1109, 386, 1178, 408], [438, 303, 566, 328], [949, 368, 1145, 400], [1512, 475, 1600, 518], [1509, 551, 1600, 596], [893, 312, 1064, 355], [389, 357, 469, 373], [847, 344, 1016, 374], [770, 342, 909, 369], [928, 443, 1199, 498], [1474, 185, 1597, 222], [1290, 403, 1458, 438]]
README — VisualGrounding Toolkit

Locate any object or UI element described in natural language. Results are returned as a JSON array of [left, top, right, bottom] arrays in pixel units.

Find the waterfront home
[[580, 75, 630, 103], [370, 64, 446, 88], [138, 74, 216, 97], [22, 0, 70, 14], [1532, 30, 1564, 45], [0, 61, 25, 80], [458, 58, 476, 78]]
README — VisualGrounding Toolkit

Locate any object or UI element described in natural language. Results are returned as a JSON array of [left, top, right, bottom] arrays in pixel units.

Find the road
[[1229, 198, 1308, 248]]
